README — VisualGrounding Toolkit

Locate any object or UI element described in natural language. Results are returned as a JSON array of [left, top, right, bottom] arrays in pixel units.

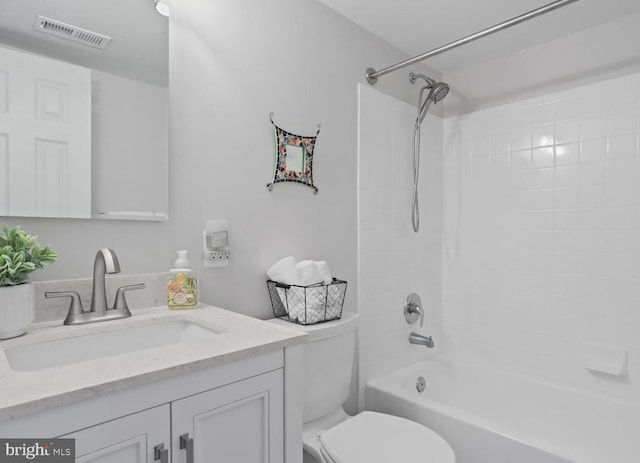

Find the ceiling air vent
[[33, 15, 112, 50]]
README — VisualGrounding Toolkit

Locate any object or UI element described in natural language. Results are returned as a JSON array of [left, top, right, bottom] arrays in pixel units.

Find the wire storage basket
[[267, 278, 347, 325]]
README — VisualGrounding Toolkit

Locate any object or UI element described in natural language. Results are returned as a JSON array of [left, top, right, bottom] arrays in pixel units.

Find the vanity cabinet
[[0, 304, 305, 463], [60, 405, 170, 463], [0, 347, 302, 463], [172, 369, 283, 463], [57, 370, 283, 463]]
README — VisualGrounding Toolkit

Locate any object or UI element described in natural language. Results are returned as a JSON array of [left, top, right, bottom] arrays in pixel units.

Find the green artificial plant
[[0, 225, 57, 286]]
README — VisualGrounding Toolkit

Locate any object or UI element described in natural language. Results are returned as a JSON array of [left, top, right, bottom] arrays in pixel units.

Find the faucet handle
[[404, 293, 424, 327], [112, 283, 145, 311], [45, 291, 84, 324]]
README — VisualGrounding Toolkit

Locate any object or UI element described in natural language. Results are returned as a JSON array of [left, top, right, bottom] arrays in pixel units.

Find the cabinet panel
[[60, 405, 170, 463], [172, 370, 283, 463]]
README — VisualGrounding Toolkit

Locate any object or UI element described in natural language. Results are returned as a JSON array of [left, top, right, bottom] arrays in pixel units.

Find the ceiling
[[316, 0, 640, 115], [0, 0, 168, 86], [2, 1, 639, 112], [316, 0, 640, 72]]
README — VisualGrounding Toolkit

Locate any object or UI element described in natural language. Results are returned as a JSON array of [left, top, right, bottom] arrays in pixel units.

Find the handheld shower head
[[429, 81, 450, 103], [410, 72, 449, 122], [417, 81, 449, 123], [411, 76, 451, 233]]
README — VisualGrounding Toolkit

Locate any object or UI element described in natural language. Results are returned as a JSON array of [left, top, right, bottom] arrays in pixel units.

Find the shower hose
[[411, 118, 421, 233]]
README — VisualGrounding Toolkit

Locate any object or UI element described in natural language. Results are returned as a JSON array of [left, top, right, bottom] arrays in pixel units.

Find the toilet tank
[[269, 312, 359, 423]]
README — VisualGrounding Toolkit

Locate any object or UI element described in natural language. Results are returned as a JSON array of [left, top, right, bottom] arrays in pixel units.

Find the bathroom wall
[[3, 0, 438, 320], [442, 71, 640, 402], [357, 84, 443, 406]]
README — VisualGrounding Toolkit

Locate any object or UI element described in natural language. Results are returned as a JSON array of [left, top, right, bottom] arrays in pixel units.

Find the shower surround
[[357, 84, 444, 400], [359, 69, 640, 407], [443, 71, 640, 402]]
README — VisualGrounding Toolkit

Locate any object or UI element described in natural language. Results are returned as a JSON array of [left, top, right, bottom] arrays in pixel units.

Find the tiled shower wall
[[357, 84, 443, 405], [443, 72, 640, 402]]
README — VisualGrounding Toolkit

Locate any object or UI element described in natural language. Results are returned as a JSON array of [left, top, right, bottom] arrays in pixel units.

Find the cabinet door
[[172, 369, 283, 463], [60, 405, 170, 463]]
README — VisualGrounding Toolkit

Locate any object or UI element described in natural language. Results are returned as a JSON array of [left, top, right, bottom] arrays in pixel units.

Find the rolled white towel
[[292, 260, 325, 323], [316, 260, 333, 285], [296, 260, 323, 286], [267, 256, 299, 285]]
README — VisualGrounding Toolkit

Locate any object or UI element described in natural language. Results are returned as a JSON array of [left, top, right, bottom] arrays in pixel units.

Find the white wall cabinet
[[56, 370, 283, 463]]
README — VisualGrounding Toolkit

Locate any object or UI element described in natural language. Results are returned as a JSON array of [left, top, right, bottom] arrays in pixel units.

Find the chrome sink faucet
[[45, 248, 145, 325], [90, 248, 121, 314]]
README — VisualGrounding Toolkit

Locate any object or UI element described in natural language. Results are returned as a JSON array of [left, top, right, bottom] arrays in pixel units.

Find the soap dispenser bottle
[[168, 250, 198, 309]]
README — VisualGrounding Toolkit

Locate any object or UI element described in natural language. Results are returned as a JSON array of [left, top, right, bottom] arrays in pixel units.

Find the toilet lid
[[319, 412, 455, 463]]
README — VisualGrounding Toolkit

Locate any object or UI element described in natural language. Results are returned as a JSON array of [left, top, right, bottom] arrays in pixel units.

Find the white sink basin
[[4, 320, 220, 372]]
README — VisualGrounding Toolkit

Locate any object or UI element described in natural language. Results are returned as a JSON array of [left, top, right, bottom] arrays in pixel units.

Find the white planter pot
[[0, 283, 34, 339]]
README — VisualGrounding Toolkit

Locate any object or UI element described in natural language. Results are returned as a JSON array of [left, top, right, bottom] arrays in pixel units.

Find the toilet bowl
[[269, 313, 455, 463]]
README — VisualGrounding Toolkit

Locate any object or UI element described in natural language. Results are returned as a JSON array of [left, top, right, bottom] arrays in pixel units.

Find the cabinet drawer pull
[[180, 433, 194, 463], [153, 443, 168, 463]]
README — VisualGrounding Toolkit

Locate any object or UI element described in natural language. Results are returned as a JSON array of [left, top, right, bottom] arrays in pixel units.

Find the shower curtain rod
[[365, 0, 579, 85]]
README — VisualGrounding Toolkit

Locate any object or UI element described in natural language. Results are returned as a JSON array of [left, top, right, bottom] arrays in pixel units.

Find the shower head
[[417, 80, 449, 123], [429, 81, 449, 103], [410, 72, 450, 123]]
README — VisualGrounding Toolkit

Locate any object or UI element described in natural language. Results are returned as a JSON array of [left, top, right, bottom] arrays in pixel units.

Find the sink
[[4, 320, 220, 372]]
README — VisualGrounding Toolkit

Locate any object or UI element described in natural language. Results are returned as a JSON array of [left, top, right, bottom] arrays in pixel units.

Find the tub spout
[[409, 332, 434, 348]]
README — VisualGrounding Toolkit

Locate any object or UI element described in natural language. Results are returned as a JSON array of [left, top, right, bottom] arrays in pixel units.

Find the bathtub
[[365, 356, 640, 463]]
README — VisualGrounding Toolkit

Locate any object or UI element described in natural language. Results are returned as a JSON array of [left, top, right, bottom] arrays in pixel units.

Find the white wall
[[442, 71, 640, 402], [4, 0, 438, 321], [357, 84, 443, 406]]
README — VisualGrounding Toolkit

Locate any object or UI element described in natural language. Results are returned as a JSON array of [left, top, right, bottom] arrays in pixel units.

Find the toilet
[[269, 312, 455, 463]]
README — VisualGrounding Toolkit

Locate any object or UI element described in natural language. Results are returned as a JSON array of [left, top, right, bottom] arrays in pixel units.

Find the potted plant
[[0, 225, 57, 339]]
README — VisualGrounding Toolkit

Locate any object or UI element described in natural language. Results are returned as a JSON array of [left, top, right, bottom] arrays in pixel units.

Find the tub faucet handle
[[404, 293, 423, 327]]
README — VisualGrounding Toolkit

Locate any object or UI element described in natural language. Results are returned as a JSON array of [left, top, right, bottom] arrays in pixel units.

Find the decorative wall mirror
[[267, 113, 320, 195], [0, 0, 169, 220]]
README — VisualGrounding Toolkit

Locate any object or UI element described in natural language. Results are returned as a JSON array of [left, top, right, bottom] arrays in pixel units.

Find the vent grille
[[34, 15, 112, 50]]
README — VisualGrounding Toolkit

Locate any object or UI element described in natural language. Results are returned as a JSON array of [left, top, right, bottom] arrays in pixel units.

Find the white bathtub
[[366, 356, 640, 463]]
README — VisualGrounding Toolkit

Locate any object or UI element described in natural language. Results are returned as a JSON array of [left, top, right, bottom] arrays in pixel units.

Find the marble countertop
[[0, 304, 306, 421]]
